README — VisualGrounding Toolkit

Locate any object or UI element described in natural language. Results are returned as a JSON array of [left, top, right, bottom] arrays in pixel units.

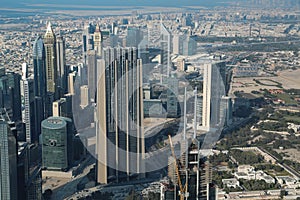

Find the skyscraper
[[7, 72, 22, 122], [160, 22, 171, 78], [44, 22, 58, 116], [33, 36, 46, 136], [96, 47, 144, 184], [44, 22, 58, 96], [17, 142, 42, 200], [80, 85, 89, 108], [20, 63, 36, 143], [94, 24, 102, 56], [87, 50, 97, 102], [126, 27, 143, 48], [138, 36, 149, 64], [56, 34, 67, 97], [0, 110, 18, 200], [41, 116, 73, 171], [82, 23, 96, 65], [166, 75, 178, 117], [0, 68, 22, 122], [68, 71, 76, 95], [201, 62, 226, 131]]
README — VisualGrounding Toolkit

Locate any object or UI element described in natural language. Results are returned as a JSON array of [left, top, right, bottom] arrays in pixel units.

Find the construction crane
[[168, 135, 189, 200]]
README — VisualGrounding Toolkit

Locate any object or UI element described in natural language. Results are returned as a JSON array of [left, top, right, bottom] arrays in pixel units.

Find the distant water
[[0, 0, 233, 18], [2, 0, 230, 9]]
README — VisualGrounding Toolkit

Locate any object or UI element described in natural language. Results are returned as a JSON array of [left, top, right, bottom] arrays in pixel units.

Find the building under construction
[[167, 137, 216, 200]]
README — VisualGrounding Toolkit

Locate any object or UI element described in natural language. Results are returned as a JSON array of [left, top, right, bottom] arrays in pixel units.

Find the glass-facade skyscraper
[[33, 36, 46, 137], [41, 116, 73, 171], [0, 110, 18, 200], [44, 22, 58, 117], [96, 47, 145, 184]]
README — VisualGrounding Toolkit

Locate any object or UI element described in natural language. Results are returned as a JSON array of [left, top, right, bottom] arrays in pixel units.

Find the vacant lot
[[231, 69, 300, 95]]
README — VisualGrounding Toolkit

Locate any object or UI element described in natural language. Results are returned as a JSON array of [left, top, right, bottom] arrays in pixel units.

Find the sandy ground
[[275, 148, 300, 163], [231, 69, 300, 94]]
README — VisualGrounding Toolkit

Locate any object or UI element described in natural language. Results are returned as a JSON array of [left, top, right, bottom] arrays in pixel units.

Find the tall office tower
[[7, 72, 21, 122], [80, 85, 89, 108], [44, 22, 58, 116], [17, 142, 42, 200], [33, 36, 46, 136], [52, 95, 73, 119], [126, 27, 143, 48], [166, 75, 178, 117], [96, 47, 144, 184], [202, 62, 226, 131], [111, 22, 115, 34], [68, 71, 76, 95], [182, 35, 197, 56], [87, 50, 97, 102], [41, 116, 73, 171], [82, 23, 96, 65], [0, 110, 18, 200], [221, 96, 233, 127], [172, 34, 183, 55], [94, 24, 102, 56], [138, 36, 149, 64], [56, 34, 67, 97], [0, 68, 21, 122], [160, 23, 171, 78], [20, 63, 36, 143], [53, 98, 66, 117]]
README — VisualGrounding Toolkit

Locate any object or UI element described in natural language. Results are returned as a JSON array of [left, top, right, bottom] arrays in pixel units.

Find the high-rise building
[[82, 23, 96, 65], [138, 36, 149, 64], [96, 47, 144, 184], [68, 71, 76, 95], [0, 110, 18, 200], [160, 23, 171, 78], [33, 36, 46, 100], [201, 62, 226, 131], [221, 96, 233, 127], [126, 27, 143, 48], [173, 34, 197, 56], [41, 116, 73, 171], [182, 35, 197, 56], [166, 75, 178, 117], [44, 22, 58, 96], [52, 95, 73, 119], [44, 22, 58, 117], [87, 50, 97, 102], [20, 64, 36, 143], [0, 68, 22, 122], [94, 24, 102, 56], [56, 34, 67, 97], [17, 142, 42, 200], [33, 36, 46, 136], [7, 72, 22, 122], [172, 34, 183, 55], [80, 85, 89, 108], [53, 98, 66, 117]]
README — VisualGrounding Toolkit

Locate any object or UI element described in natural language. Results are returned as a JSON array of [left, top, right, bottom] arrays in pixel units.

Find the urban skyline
[[1, 2, 300, 199]]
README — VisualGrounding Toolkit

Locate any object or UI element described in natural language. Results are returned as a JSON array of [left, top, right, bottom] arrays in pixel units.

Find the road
[[259, 147, 300, 179], [50, 155, 95, 200]]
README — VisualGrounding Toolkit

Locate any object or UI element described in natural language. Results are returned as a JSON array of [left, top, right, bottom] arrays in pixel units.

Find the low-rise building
[[222, 178, 240, 188]]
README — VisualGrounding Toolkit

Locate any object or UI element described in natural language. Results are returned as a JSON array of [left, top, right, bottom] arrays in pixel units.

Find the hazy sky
[[2, 0, 232, 8]]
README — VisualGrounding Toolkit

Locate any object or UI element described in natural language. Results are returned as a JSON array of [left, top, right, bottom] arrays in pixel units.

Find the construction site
[[163, 134, 216, 200]]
